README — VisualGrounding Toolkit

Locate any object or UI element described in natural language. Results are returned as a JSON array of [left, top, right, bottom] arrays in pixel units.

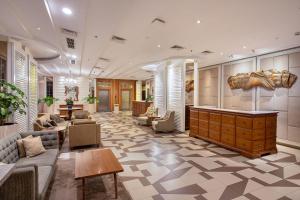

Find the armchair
[[152, 111, 175, 132], [136, 106, 158, 126]]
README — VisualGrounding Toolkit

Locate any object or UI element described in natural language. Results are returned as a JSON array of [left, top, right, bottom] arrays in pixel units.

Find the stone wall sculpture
[[185, 80, 194, 92], [228, 69, 297, 90]]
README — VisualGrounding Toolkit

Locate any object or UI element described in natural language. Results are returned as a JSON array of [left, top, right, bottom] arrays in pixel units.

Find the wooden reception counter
[[190, 106, 278, 158], [132, 101, 153, 117]]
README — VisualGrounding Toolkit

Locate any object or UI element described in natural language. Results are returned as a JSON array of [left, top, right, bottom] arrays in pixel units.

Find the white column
[[193, 60, 199, 106]]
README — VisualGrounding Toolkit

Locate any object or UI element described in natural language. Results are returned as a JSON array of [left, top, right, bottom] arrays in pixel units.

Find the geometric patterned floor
[[94, 112, 300, 200]]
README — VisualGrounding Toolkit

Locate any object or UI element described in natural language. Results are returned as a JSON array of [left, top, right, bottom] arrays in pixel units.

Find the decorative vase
[[67, 104, 73, 110], [87, 103, 95, 114]]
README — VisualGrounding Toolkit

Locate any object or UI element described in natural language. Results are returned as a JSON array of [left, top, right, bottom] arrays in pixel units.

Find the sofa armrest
[[0, 165, 38, 200], [20, 130, 58, 149]]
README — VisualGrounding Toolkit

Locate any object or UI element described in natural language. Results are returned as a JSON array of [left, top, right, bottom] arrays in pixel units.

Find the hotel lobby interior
[[1, 0, 300, 200]]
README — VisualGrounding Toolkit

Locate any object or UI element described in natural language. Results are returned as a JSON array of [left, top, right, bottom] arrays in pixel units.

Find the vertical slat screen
[[154, 66, 167, 117], [14, 51, 28, 132], [167, 61, 185, 132], [28, 61, 38, 130]]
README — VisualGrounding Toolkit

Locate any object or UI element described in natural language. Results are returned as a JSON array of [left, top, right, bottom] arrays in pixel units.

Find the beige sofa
[[33, 113, 68, 131], [68, 120, 100, 149]]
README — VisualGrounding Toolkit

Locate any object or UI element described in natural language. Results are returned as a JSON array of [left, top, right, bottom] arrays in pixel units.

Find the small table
[[75, 149, 124, 199], [57, 107, 82, 120], [0, 164, 15, 187]]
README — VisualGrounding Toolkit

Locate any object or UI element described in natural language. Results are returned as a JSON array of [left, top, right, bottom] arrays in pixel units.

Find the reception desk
[[132, 101, 152, 117], [190, 106, 278, 158]]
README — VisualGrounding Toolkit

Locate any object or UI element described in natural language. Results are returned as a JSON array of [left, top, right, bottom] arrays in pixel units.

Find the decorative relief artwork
[[228, 69, 297, 90], [185, 80, 194, 92], [65, 86, 79, 101]]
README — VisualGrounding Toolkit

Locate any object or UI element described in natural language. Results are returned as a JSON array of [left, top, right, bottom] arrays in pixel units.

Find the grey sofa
[[0, 130, 59, 200], [152, 111, 176, 132]]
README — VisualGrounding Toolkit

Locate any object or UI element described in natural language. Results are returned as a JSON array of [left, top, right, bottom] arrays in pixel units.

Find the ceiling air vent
[[98, 57, 110, 62], [151, 18, 166, 24], [170, 45, 184, 50], [66, 38, 75, 49], [61, 28, 78, 37], [111, 35, 126, 43], [201, 50, 214, 54]]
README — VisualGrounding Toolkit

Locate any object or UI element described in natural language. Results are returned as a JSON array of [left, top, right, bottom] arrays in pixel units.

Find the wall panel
[[28, 61, 38, 130], [199, 66, 219, 107]]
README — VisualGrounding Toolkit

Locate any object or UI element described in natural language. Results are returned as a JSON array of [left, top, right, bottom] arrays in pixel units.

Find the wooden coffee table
[[75, 148, 124, 199]]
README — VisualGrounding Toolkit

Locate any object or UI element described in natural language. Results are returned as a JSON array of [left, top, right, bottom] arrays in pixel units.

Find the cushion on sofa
[[16, 135, 33, 158], [38, 166, 53, 200], [16, 149, 58, 167], [23, 136, 46, 157]]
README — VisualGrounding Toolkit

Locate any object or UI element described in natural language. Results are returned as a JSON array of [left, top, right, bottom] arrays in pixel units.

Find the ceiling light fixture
[[295, 32, 300, 36], [62, 7, 72, 15], [36, 27, 41, 31], [196, 20, 201, 24], [220, 52, 224, 56], [71, 55, 77, 59], [157, 44, 161, 48], [243, 45, 247, 49]]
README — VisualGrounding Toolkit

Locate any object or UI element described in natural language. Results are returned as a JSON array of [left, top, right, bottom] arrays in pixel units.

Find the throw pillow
[[23, 136, 46, 157], [0, 162, 7, 165], [50, 114, 64, 123], [16, 135, 33, 158], [48, 120, 57, 126]]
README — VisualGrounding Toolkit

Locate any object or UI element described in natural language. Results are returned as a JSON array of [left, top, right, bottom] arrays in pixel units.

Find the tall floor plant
[[0, 80, 27, 126]]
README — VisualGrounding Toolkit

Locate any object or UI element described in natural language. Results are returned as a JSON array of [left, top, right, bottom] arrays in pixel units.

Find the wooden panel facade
[[132, 101, 152, 117], [189, 107, 278, 158], [96, 79, 136, 112]]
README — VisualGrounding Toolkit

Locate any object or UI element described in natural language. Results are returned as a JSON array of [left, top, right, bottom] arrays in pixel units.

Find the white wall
[[53, 76, 90, 113]]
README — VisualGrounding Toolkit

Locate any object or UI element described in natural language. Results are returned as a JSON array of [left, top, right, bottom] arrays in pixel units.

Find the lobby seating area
[[1, 1, 300, 200]]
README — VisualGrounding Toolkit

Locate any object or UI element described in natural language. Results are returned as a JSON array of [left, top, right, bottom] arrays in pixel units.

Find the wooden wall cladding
[[96, 79, 136, 111], [189, 107, 278, 158], [132, 101, 152, 117]]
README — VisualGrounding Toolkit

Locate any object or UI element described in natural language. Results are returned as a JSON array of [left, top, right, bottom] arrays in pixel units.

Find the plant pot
[[44, 104, 54, 114], [0, 123, 19, 139], [87, 103, 95, 114], [67, 104, 73, 110]]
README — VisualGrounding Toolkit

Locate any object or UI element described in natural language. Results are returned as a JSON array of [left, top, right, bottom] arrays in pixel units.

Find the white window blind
[[28, 61, 38, 130], [14, 51, 28, 132]]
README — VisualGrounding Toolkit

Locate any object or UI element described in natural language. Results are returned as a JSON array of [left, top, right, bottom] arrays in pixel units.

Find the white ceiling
[[0, 0, 300, 80]]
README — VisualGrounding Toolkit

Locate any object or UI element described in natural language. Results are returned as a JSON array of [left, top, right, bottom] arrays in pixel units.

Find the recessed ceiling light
[[196, 20, 201, 24], [36, 27, 41, 31], [157, 44, 161, 48], [62, 7, 72, 15], [243, 45, 247, 49], [71, 55, 77, 59], [220, 52, 224, 56]]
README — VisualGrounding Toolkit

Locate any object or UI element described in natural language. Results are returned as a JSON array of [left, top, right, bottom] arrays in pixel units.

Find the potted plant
[[83, 95, 98, 113], [145, 95, 154, 102], [65, 97, 74, 109], [38, 96, 58, 114], [0, 80, 27, 137]]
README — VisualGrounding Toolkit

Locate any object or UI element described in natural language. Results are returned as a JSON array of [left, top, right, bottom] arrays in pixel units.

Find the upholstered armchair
[[136, 106, 158, 126], [71, 110, 91, 120], [68, 120, 100, 148], [152, 111, 175, 132]]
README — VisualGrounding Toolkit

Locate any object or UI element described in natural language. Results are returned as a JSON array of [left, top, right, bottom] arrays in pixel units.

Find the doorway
[[98, 89, 110, 112], [121, 90, 131, 110]]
